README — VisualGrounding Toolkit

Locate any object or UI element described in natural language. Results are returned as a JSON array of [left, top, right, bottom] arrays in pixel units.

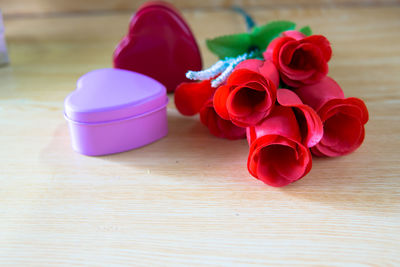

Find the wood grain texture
[[0, 4, 400, 266]]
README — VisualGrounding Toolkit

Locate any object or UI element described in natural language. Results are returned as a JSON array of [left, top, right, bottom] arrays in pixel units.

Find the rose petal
[[247, 106, 302, 145], [277, 89, 323, 147], [235, 59, 263, 72], [282, 30, 307, 40], [174, 80, 215, 116], [277, 88, 303, 106], [227, 69, 269, 87], [263, 37, 292, 60], [213, 84, 231, 120], [295, 76, 345, 111], [279, 43, 320, 79], [279, 41, 299, 66], [298, 44, 328, 85], [258, 60, 280, 88], [314, 113, 365, 157], [215, 116, 247, 140], [227, 83, 267, 117], [200, 100, 246, 140], [346, 97, 369, 124], [289, 43, 321, 70], [310, 145, 325, 157], [302, 35, 332, 61], [278, 42, 316, 87], [318, 98, 368, 124], [264, 36, 293, 63], [235, 59, 279, 88]]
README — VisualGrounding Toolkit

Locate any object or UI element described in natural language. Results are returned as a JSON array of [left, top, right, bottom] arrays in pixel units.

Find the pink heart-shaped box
[[113, 1, 202, 93], [64, 68, 168, 156]]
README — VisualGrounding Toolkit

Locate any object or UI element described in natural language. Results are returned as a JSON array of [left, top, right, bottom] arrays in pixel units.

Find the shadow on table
[[280, 139, 394, 210], [42, 110, 251, 183], [42, 111, 391, 212], [99, 110, 251, 183]]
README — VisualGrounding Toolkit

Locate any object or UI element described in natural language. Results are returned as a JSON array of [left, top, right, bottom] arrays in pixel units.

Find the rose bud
[[200, 100, 246, 140], [246, 106, 312, 187], [264, 34, 332, 87], [174, 79, 216, 116], [213, 61, 278, 127], [295, 77, 369, 157]]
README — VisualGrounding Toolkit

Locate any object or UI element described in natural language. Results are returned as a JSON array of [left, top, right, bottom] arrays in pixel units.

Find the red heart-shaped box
[[113, 1, 202, 93]]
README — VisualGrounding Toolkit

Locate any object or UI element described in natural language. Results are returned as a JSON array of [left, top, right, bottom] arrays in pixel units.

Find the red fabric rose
[[264, 34, 332, 87], [295, 77, 369, 157], [246, 106, 312, 187], [200, 100, 246, 140], [213, 60, 278, 127], [174, 80, 245, 140]]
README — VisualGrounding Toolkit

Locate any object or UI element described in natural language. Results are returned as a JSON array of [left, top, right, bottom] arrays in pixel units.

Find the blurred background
[[1, 0, 399, 16], [0, 0, 398, 103]]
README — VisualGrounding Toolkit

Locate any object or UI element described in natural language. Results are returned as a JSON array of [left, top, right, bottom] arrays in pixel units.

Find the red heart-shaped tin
[[113, 1, 202, 93]]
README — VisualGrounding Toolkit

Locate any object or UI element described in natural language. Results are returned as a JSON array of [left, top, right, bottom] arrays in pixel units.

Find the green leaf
[[299, 26, 312, 36], [250, 20, 296, 51], [206, 33, 252, 59]]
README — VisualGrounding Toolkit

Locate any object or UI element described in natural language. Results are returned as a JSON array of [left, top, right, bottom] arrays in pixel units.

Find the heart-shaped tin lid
[[64, 68, 167, 123]]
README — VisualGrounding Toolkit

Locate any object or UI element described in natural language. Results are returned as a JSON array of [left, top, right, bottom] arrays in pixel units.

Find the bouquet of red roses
[[174, 17, 368, 187]]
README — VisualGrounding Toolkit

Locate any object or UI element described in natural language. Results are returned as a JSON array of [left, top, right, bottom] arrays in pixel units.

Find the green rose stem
[[232, 6, 256, 32]]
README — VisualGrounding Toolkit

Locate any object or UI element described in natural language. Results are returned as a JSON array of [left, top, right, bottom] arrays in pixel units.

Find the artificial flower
[[247, 106, 312, 187], [295, 76, 369, 157], [175, 14, 369, 187], [264, 33, 332, 87], [213, 63, 277, 127]]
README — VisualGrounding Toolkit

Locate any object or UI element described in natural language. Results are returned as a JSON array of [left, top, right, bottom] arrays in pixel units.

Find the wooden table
[[1, 1, 399, 265]]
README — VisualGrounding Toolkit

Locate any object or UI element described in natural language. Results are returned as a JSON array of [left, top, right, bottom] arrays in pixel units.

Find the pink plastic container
[[64, 68, 168, 156]]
